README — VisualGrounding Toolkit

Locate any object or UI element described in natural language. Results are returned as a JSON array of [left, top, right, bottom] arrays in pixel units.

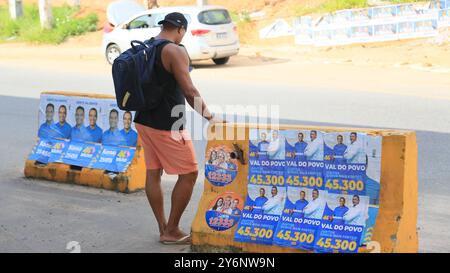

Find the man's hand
[[208, 113, 227, 124]]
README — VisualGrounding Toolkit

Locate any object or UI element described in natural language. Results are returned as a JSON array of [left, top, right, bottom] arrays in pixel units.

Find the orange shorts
[[135, 123, 198, 175]]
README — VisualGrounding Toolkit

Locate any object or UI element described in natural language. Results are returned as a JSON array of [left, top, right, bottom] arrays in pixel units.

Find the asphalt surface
[[0, 63, 449, 252]]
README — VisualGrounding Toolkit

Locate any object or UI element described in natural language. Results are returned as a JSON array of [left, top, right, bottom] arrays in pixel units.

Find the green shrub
[[0, 4, 98, 44]]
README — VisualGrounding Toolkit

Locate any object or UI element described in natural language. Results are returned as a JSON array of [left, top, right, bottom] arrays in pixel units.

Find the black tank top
[[134, 40, 186, 131]]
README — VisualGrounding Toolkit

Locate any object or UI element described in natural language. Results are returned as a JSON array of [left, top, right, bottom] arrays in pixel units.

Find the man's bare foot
[[160, 227, 191, 244]]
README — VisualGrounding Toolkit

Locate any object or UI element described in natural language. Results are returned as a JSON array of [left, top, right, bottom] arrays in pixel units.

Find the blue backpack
[[112, 38, 171, 111]]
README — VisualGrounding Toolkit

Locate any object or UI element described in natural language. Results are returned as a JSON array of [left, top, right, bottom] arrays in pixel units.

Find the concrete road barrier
[[191, 123, 418, 253], [24, 91, 146, 193]]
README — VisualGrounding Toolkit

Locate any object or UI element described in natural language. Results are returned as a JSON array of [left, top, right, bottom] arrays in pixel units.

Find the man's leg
[[145, 169, 166, 237], [162, 171, 198, 241]]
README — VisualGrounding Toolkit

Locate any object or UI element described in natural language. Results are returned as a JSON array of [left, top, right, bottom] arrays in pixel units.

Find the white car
[[102, 2, 240, 65]]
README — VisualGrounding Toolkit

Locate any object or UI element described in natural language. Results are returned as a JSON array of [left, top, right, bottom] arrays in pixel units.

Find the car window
[[128, 14, 154, 29], [151, 13, 192, 28], [198, 9, 231, 25]]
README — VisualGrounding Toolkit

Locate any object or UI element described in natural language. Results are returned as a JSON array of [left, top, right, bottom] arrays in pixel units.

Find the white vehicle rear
[[102, 3, 240, 65]]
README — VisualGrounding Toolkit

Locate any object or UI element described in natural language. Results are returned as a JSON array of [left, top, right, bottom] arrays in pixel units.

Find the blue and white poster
[[316, 132, 382, 253], [30, 94, 139, 173], [273, 130, 326, 250], [234, 129, 286, 245], [91, 145, 136, 173]]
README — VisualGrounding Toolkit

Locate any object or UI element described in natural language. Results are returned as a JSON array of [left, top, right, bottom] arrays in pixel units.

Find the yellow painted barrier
[[191, 123, 418, 253], [23, 91, 146, 193]]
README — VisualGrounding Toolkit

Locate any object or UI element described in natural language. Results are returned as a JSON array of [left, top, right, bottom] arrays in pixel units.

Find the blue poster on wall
[[234, 129, 287, 245], [48, 139, 70, 163]]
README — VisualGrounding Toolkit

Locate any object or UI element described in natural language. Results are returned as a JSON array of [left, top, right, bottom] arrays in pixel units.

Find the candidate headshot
[[343, 132, 366, 164], [71, 106, 90, 141], [53, 105, 71, 139], [120, 111, 137, 147], [85, 108, 102, 143], [38, 103, 55, 139], [102, 109, 125, 146], [262, 186, 284, 215], [343, 195, 366, 226]]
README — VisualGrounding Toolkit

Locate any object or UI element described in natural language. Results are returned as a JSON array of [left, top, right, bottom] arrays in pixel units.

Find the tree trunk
[[38, 0, 53, 29], [143, 0, 159, 9], [196, 0, 208, 7], [8, 0, 23, 20], [68, 0, 80, 8]]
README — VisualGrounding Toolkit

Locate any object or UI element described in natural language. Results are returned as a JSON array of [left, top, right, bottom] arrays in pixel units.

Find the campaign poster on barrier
[[205, 192, 244, 231], [414, 19, 438, 37], [324, 10, 350, 25], [69, 96, 105, 143], [91, 145, 136, 173], [28, 138, 53, 163], [273, 130, 326, 250], [373, 23, 398, 42], [316, 132, 381, 253], [102, 100, 138, 148], [397, 20, 417, 39], [61, 141, 102, 167], [328, 27, 351, 45], [349, 25, 374, 43], [204, 145, 238, 186], [38, 94, 73, 140], [348, 8, 372, 22], [438, 9, 450, 27], [396, 4, 417, 19], [48, 139, 70, 163], [234, 129, 286, 245], [370, 5, 398, 22]]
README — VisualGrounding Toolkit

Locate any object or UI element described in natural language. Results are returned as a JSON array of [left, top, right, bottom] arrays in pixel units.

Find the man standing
[[332, 135, 347, 164], [304, 189, 326, 219], [291, 190, 308, 218], [120, 111, 138, 147], [343, 132, 366, 164], [330, 197, 349, 225], [71, 106, 90, 141], [251, 188, 268, 214], [343, 195, 366, 226], [54, 105, 71, 139], [38, 103, 56, 139], [86, 108, 102, 143], [294, 132, 307, 161], [133, 13, 221, 244], [304, 130, 323, 161], [102, 109, 125, 146], [257, 132, 269, 159], [230, 199, 241, 216]]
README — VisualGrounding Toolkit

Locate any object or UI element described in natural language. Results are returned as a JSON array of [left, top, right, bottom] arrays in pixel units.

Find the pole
[[197, 0, 207, 7], [8, 0, 23, 20], [38, 0, 53, 29]]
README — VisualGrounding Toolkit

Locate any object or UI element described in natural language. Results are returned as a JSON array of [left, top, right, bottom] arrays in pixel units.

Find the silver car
[[102, 2, 240, 65]]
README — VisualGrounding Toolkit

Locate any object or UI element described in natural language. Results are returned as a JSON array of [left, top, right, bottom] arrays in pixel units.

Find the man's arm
[[164, 44, 214, 121]]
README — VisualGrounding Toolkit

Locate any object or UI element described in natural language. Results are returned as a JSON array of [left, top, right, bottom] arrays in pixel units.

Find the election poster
[[205, 145, 238, 187], [373, 23, 398, 42], [315, 132, 381, 253], [29, 94, 138, 173], [273, 130, 326, 250], [397, 20, 417, 39], [206, 192, 244, 231], [438, 9, 450, 27], [349, 25, 374, 43], [413, 19, 439, 37], [38, 94, 73, 140], [370, 5, 398, 22], [234, 129, 286, 245]]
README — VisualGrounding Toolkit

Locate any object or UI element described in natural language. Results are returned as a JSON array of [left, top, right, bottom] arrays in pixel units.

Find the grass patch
[[0, 4, 98, 44]]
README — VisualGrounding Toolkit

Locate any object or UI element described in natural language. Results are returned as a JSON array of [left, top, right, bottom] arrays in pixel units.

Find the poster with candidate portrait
[[438, 9, 450, 27], [273, 130, 326, 250], [102, 100, 138, 148], [29, 94, 139, 173], [317, 132, 381, 253], [37, 94, 73, 141], [206, 192, 244, 231], [204, 145, 238, 187], [234, 129, 287, 245]]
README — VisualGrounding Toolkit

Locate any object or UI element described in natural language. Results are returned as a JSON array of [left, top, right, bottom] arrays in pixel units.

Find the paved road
[[0, 63, 449, 252]]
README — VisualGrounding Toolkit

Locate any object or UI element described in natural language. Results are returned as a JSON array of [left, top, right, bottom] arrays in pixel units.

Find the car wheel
[[212, 57, 230, 65], [106, 44, 121, 65]]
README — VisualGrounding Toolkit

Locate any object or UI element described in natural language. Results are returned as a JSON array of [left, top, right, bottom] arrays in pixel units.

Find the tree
[[8, 0, 23, 20], [143, 0, 159, 9], [38, 0, 53, 29]]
